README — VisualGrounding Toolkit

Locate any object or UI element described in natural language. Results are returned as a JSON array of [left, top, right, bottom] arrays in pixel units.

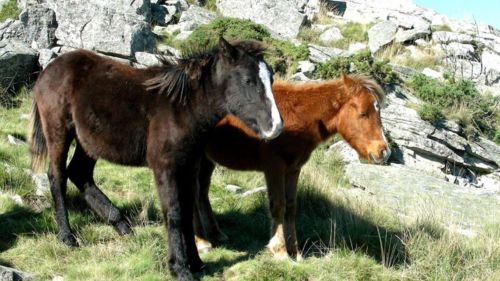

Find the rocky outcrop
[[0, 265, 32, 281], [308, 44, 351, 63], [157, 5, 216, 40], [44, 0, 156, 58], [368, 21, 398, 53], [0, 39, 38, 91], [216, 0, 306, 39]]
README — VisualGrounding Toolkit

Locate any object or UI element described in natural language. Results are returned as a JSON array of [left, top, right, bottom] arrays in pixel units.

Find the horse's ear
[[219, 37, 238, 62], [341, 72, 354, 88]]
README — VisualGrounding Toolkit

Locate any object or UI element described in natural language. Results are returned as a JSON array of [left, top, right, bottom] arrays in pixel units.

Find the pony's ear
[[341, 72, 354, 88], [219, 37, 238, 62]]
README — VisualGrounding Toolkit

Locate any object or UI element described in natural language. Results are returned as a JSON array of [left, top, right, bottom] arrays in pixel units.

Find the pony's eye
[[243, 78, 252, 85], [360, 112, 369, 118]]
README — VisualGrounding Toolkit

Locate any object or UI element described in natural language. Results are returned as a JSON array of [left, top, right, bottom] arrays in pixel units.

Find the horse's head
[[215, 37, 283, 140], [335, 74, 391, 164]]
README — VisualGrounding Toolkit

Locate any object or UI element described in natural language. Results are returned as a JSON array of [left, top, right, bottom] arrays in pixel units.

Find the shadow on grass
[[203, 184, 425, 275]]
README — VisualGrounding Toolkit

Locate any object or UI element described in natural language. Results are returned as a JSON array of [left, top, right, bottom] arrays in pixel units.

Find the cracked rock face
[[45, 0, 156, 58]]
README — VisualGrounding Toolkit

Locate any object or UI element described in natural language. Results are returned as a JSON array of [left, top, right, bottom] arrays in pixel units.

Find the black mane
[[143, 40, 267, 105]]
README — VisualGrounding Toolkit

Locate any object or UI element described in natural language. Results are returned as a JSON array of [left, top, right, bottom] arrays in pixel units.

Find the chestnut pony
[[29, 38, 282, 280], [193, 73, 390, 260]]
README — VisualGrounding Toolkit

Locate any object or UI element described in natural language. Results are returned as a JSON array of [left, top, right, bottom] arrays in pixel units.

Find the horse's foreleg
[[154, 161, 203, 280], [264, 167, 288, 260], [284, 169, 302, 261], [192, 157, 213, 253], [68, 144, 131, 235]]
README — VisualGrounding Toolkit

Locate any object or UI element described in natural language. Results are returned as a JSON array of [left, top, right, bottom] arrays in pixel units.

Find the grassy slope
[[0, 95, 499, 280]]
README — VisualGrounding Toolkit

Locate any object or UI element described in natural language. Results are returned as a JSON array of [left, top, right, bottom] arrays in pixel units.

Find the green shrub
[[0, 0, 20, 22], [339, 22, 369, 42], [418, 103, 445, 124], [406, 74, 500, 141], [180, 17, 309, 77], [315, 49, 400, 85]]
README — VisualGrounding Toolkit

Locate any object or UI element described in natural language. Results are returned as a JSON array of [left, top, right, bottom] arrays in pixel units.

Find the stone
[[7, 134, 25, 145], [368, 21, 398, 54], [381, 86, 499, 175], [225, 184, 242, 193], [240, 186, 266, 197], [45, 0, 156, 58], [421, 67, 442, 80], [441, 42, 475, 59], [482, 51, 500, 72], [157, 44, 181, 58], [161, 5, 216, 39], [0, 265, 32, 281], [394, 26, 431, 43], [216, 0, 306, 39], [308, 44, 351, 63], [29, 171, 50, 196], [0, 40, 38, 92], [297, 60, 315, 76], [38, 48, 57, 69], [327, 141, 360, 164], [319, 26, 343, 43], [344, 163, 500, 232], [16, 6, 57, 49], [348, 42, 367, 53], [288, 72, 310, 82], [135, 52, 162, 67], [432, 31, 474, 44]]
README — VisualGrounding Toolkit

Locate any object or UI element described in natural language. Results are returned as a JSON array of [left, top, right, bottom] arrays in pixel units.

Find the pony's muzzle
[[260, 116, 283, 140], [369, 148, 391, 164]]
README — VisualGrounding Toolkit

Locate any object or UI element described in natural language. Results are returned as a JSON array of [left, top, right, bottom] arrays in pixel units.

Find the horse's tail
[[29, 100, 47, 172]]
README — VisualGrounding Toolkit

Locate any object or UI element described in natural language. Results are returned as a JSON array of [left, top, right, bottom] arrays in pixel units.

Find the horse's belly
[[73, 107, 148, 166]]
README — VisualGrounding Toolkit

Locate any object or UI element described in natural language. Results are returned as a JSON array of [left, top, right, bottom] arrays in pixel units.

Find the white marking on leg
[[258, 61, 283, 140]]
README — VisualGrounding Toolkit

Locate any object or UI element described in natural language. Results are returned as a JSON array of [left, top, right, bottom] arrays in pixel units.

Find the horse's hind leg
[[67, 143, 132, 235], [42, 118, 77, 246]]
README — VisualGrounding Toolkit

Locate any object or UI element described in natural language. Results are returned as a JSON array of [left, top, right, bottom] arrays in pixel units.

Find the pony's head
[[335, 74, 391, 164], [215, 37, 283, 140]]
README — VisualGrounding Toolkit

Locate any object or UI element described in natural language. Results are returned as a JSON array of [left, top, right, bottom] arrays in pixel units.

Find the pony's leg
[[67, 144, 131, 235], [196, 156, 227, 242], [264, 167, 288, 260], [44, 126, 76, 246], [284, 169, 302, 261], [154, 159, 203, 280], [192, 158, 213, 253]]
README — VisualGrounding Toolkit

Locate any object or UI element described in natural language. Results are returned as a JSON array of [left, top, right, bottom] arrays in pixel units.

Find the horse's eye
[[243, 78, 252, 85], [360, 112, 369, 118]]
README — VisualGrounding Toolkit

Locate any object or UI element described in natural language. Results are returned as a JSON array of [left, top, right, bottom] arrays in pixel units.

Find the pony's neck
[[275, 79, 349, 144]]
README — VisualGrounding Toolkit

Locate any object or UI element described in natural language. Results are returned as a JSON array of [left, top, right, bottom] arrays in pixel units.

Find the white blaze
[[258, 61, 283, 139]]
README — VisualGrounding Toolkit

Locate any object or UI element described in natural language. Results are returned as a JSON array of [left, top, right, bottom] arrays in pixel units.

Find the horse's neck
[[276, 80, 347, 143]]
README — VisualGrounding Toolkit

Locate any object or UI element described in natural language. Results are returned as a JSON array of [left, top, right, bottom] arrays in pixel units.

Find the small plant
[[0, 0, 20, 22], [315, 49, 400, 85], [339, 22, 369, 42], [431, 24, 452, 32]]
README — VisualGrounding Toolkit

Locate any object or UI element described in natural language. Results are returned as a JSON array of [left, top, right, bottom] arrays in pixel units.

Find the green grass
[[406, 74, 500, 142], [315, 49, 400, 85], [431, 24, 453, 32], [1, 95, 499, 280], [298, 22, 369, 51], [0, 0, 20, 22], [176, 17, 309, 78]]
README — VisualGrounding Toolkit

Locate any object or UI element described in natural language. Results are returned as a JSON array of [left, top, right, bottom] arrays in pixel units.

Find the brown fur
[[194, 73, 391, 259]]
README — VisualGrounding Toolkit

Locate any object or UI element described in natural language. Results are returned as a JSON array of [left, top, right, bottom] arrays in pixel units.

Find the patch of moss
[[0, 0, 20, 22]]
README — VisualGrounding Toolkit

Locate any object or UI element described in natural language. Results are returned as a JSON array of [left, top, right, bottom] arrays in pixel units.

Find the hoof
[[58, 232, 79, 247], [267, 236, 289, 260], [195, 236, 213, 254], [114, 219, 132, 236], [295, 252, 304, 262]]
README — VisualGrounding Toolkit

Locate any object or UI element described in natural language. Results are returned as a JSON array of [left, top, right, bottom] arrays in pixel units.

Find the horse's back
[[34, 50, 159, 165]]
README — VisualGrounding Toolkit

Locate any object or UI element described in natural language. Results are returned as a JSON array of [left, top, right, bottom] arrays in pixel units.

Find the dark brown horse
[[193, 74, 390, 260], [29, 38, 283, 280]]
